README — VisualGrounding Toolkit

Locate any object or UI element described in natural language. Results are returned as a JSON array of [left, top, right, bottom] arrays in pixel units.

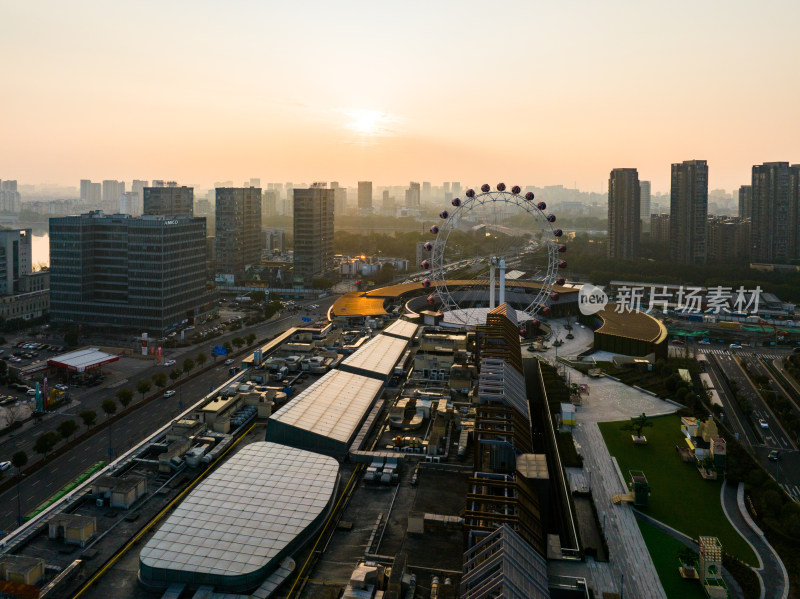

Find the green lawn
[[599, 415, 757, 565], [637, 519, 707, 599]]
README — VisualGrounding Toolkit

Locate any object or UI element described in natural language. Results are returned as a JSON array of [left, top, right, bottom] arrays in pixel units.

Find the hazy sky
[[3, 1, 799, 193]]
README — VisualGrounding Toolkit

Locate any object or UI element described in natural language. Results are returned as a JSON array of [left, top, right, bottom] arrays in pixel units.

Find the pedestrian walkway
[[720, 481, 788, 599], [571, 421, 666, 599]]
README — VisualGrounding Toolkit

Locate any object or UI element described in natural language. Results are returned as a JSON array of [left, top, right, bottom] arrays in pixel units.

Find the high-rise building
[[143, 185, 194, 217], [293, 185, 334, 287], [49, 212, 209, 333], [102, 180, 125, 212], [650, 214, 670, 244], [357, 181, 373, 212], [669, 159, 709, 264], [262, 190, 277, 220], [0, 229, 32, 294], [80, 179, 101, 206], [215, 187, 262, 281], [405, 182, 421, 209], [0, 180, 21, 213], [639, 180, 651, 223], [330, 182, 348, 216], [607, 168, 640, 259], [708, 217, 750, 263], [249, 178, 260, 189], [738, 185, 752, 219], [119, 192, 140, 215], [750, 162, 800, 263]]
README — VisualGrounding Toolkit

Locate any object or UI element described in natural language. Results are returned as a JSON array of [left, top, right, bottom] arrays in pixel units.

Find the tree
[[57, 419, 79, 441], [136, 379, 152, 399], [232, 337, 244, 350], [0, 359, 7, 383], [169, 368, 181, 382], [64, 328, 79, 348], [11, 451, 27, 474], [245, 333, 256, 346], [101, 398, 117, 419], [677, 546, 697, 568], [224, 341, 232, 354], [183, 358, 195, 375], [33, 431, 60, 458], [116, 388, 134, 409], [196, 352, 207, 368], [79, 409, 97, 429], [151, 372, 167, 389], [621, 413, 654, 439], [250, 290, 266, 304]]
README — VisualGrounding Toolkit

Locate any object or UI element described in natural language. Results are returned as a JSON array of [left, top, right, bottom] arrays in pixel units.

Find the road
[[698, 346, 800, 501], [0, 297, 335, 466], [0, 295, 336, 534]]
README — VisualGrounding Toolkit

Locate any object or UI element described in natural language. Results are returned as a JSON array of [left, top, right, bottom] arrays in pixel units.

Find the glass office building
[[50, 211, 210, 334]]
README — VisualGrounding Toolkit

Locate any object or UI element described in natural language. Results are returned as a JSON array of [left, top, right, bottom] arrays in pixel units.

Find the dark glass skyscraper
[[49, 212, 210, 333]]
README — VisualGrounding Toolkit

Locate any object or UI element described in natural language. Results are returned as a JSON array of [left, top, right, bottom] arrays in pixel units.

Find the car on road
[[729, 344, 743, 349], [224, 359, 234, 365], [768, 450, 781, 461], [55, 384, 68, 391], [164, 359, 176, 367], [759, 418, 769, 429], [163, 390, 176, 398], [671, 339, 684, 345], [0, 461, 11, 471], [26, 388, 37, 396], [698, 339, 711, 345], [185, 326, 195, 331]]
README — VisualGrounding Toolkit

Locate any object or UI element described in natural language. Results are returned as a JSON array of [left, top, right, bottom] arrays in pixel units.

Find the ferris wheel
[[418, 183, 566, 326]]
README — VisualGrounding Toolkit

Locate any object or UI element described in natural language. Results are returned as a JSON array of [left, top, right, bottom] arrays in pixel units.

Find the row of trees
[[8, 333, 265, 472]]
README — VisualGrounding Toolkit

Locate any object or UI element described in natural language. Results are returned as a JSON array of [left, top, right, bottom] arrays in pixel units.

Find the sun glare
[[345, 109, 391, 136]]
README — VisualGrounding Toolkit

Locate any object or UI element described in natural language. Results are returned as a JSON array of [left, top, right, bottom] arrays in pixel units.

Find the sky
[[2, 0, 800, 193]]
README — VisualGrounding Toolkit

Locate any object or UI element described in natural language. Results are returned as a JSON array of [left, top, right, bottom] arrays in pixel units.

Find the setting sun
[[345, 109, 391, 136]]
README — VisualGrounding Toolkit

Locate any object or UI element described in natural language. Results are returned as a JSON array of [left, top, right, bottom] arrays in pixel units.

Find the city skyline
[[3, 1, 800, 192]]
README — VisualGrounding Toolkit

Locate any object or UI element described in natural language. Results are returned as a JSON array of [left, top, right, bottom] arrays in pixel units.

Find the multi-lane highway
[[699, 346, 800, 500]]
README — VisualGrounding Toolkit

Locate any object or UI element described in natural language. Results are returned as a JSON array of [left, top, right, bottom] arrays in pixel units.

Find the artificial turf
[[599, 414, 757, 565], [637, 519, 708, 599]]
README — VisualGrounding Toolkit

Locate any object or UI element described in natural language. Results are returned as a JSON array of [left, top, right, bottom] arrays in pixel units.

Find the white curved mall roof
[[270, 369, 384, 444], [139, 442, 338, 578]]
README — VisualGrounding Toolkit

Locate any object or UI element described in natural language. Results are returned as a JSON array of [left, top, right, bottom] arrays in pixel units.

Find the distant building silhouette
[[670, 159, 708, 264], [607, 168, 640, 259], [357, 181, 372, 212]]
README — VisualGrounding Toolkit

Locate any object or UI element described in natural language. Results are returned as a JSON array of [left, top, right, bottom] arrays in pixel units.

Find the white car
[[0, 461, 11, 471], [26, 389, 37, 396], [224, 359, 234, 365], [164, 359, 176, 367], [698, 340, 711, 345], [55, 383, 68, 391], [759, 418, 769, 429], [164, 390, 176, 398], [729, 344, 743, 350]]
